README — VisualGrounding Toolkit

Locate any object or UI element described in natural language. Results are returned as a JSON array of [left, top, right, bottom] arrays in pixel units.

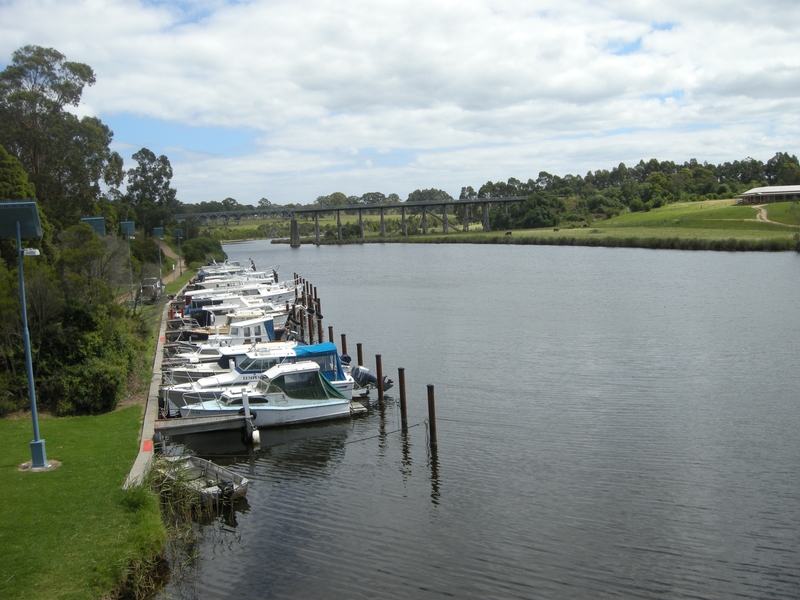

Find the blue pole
[[127, 233, 134, 311], [17, 221, 47, 468]]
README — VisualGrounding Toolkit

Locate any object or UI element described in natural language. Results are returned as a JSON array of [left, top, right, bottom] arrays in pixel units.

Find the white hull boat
[[179, 362, 352, 428]]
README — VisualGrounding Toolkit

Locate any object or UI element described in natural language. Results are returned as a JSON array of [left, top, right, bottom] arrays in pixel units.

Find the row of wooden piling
[[293, 272, 437, 448]]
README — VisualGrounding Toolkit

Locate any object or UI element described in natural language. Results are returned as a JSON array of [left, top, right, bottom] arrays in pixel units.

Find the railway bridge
[[175, 196, 529, 245]]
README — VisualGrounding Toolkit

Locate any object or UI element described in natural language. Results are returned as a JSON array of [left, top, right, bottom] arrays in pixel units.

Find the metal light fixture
[[153, 227, 164, 287], [120, 221, 135, 310], [175, 228, 183, 276], [0, 201, 48, 469]]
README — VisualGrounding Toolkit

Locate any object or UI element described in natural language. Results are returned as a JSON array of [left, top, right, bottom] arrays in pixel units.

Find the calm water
[[158, 242, 800, 599]]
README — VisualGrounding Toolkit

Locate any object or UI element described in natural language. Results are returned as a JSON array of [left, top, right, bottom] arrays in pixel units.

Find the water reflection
[[428, 444, 441, 506]]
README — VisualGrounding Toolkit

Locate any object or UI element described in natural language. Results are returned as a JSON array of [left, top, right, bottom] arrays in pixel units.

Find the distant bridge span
[[175, 196, 529, 243]]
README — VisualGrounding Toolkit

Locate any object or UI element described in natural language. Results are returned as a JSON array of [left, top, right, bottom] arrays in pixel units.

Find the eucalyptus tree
[[123, 147, 178, 236], [0, 45, 124, 229]]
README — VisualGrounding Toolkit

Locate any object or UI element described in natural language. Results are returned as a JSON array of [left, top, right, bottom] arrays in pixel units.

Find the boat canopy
[[294, 342, 346, 381], [256, 362, 348, 401]]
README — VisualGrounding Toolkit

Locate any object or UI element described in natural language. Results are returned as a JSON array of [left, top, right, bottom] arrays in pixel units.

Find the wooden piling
[[328, 326, 334, 343], [341, 333, 347, 355], [307, 313, 314, 344], [398, 368, 407, 427], [376, 354, 384, 401], [427, 384, 437, 447], [357, 343, 363, 366], [317, 318, 323, 345]]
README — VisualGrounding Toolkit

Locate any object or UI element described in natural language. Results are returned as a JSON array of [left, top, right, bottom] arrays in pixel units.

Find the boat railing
[[182, 390, 224, 404]]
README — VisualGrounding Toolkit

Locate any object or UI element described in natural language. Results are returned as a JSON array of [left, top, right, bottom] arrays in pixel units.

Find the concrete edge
[[123, 288, 183, 489]]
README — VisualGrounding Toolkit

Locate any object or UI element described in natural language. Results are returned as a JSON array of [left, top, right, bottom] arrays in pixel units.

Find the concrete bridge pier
[[290, 219, 300, 247]]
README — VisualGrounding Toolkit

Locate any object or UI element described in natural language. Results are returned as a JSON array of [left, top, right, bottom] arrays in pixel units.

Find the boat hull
[[180, 399, 351, 428]]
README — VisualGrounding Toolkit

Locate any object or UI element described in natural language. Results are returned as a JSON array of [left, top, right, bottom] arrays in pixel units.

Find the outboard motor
[[350, 365, 394, 392]]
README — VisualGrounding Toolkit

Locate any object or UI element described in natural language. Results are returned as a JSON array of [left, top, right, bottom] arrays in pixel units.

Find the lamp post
[[153, 227, 164, 287], [175, 228, 183, 275], [0, 201, 48, 469], [120, 221, 135, 310]]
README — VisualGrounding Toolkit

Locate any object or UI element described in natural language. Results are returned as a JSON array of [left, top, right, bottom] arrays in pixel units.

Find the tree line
[[0, 45, 223, 416]]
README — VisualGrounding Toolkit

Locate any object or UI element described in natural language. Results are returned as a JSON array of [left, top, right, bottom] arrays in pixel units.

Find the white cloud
[[2, 0, 800, 204]]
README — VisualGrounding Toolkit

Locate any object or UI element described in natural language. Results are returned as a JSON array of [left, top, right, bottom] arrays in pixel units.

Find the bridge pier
[[443, 204, 448, 233], [359, 209, 364, 240], [464, 205, 469, 232], [422, 207, 428, 234], [380, 208, 385, 237], [315, 212, 320, 245], [337, 210, 342, 241], [483, 203, 490, 232], [290, 219, 300, 247], [402, 207, 407, 236]]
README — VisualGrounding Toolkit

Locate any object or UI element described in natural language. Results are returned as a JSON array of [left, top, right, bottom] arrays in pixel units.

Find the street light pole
[[0, 201, 48, 469], [175, 228, 183, 276], [121, 222, 135, 311], [153, 227, 164, 288], [16, 221, 48, 469]]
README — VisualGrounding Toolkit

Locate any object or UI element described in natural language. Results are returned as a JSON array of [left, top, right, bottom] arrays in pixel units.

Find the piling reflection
[[428, 442, 441, 506]]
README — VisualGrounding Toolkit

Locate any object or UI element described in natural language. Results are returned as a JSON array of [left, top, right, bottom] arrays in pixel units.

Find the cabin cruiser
[[160, 342, 355, 409], [179, 362, 352, 428]]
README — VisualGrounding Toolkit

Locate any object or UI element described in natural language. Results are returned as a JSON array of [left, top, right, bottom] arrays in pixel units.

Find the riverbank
[[267, 200, 800, 252], [0, 408, 165, 599], [0, 270, 196, 599]]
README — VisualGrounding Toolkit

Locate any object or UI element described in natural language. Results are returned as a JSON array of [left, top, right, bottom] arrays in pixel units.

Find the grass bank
[[0, 407, 165, 599], [281, 200, 800, 251]]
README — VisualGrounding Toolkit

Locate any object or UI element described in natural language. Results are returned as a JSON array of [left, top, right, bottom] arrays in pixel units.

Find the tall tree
[[0, 144, 35, 199], [124, 147, 178, 236], [0, 45, 123, 228]]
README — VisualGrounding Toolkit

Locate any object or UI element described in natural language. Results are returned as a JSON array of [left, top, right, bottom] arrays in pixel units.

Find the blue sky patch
[[607, 37, 642, 56], [646, 89, 685, 102], [104, 113, 257, 159], [652, 22, 676, 31]]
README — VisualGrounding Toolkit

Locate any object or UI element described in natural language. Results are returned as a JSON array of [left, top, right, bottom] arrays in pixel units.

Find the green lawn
[[0, 408, 164, 600], [301, 200, 799, 250]]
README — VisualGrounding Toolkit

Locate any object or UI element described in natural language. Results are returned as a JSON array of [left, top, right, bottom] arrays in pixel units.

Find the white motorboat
[[179, 362, 352, 428], [161, 341, 355, 407]]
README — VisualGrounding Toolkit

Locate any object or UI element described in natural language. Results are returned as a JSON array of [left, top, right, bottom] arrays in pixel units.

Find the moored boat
[[179, 362, 353, 428]]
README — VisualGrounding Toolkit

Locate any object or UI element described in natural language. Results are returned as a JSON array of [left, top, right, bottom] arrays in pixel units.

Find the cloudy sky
[[2, 0, 799, 205]]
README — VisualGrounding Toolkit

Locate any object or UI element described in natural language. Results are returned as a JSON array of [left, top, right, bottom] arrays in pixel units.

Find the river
[[157, 242, 800, 599]]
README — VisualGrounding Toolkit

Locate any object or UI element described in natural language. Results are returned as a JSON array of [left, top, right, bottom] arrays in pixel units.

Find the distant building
[[737, 185, 800, 204]]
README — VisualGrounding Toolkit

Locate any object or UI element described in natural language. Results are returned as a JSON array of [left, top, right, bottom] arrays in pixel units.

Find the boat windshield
[[238, 356, 281, 371]]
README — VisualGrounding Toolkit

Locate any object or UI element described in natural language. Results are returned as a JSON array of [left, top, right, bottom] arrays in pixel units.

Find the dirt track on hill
[[751, 204, 800, 227]]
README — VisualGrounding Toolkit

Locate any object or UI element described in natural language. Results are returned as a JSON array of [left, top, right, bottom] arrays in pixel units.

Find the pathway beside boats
[[123, 293, 172, 489]]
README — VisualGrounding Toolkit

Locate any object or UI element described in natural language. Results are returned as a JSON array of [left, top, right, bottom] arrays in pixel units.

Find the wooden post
[[357, 343, 363, 366], [427, 384, 437, 447], [340, 333, 347, 355], [398, 367, 407, 427], [307, 313, 314, 344], [376, 354, 384, 401], [328, 326, 334, 343], [317, 318, 323, 345]]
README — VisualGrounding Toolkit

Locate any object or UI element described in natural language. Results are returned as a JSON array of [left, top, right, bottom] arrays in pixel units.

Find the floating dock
[[155, 414, 254, 436]]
